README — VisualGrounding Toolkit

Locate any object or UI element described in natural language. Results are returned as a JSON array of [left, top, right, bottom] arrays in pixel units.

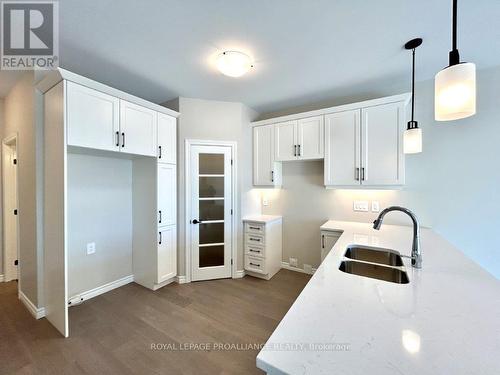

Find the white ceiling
[[2, 0, 500, 114]]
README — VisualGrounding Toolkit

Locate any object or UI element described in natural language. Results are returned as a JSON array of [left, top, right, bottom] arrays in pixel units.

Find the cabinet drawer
[[245, 244, 265, 258], [245, 233, 265, 246], [245, 255, 267, 274], [245, 222, 265, 235]]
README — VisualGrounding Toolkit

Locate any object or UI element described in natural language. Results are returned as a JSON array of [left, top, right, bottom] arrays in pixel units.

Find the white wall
[[261, 65, 500, 278], [3, 72, 40, 303], [67, 153, 133, 296], [163, 97, 260, 276]]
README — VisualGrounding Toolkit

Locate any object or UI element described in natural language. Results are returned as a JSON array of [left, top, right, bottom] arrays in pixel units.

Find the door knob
[[192, 219, 202, 224]]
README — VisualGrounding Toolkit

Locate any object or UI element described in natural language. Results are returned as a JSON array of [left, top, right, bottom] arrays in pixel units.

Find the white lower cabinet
[[158, 225, 177, 283], [321, 230, 342, 262], [243, 216, 282, 280]]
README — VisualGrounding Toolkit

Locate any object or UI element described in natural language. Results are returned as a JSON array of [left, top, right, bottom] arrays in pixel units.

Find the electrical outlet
[[86, 242, 96, 255], [353, 201, 369, 212], [371, 201, 380, 212], [289, 257, 298, 267], [262, 198, 269, 206]]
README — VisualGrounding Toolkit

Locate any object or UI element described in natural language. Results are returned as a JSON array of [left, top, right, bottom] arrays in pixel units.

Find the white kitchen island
[[257, 220, 500, 374]]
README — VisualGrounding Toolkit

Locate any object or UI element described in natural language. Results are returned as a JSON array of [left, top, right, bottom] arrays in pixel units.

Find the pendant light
[[404, 38, 423, 154], [435, 0, 476, 121]]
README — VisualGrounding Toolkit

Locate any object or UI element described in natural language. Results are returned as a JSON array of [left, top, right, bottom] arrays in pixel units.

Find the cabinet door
[[66, 82, 119, 152], [361, 102, 405, 186], [321, 231, 341, 262], [119, 100, 157, 157], [158, 225, 177, 283], [158, 113, 176, 164], [158, 164, 176, 227], [253, 125, 276, 186], [297, 116, 324, 159], [324, 110, 361, 186], [274, 121, 297, 161]]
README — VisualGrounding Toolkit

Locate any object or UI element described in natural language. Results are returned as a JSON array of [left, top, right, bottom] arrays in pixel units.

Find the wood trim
[[251, 93, 411, 127], [68, 275, 134, 306], [281, 262, 317, 275], [35, 68, 180, 117], [18, 290, 45, 319]]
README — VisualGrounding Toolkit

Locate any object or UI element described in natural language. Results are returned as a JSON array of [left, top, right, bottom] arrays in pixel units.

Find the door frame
[[2, 133, 21, 284], [184, 139, 237, 283]]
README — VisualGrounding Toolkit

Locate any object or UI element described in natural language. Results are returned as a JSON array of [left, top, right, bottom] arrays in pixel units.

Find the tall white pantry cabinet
[[38, 69, 179, 337]]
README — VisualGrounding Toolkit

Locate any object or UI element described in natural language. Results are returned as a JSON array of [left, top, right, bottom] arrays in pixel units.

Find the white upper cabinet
[[361, 102, 405, 186], [158, 163, 176, 227], [297, 116, 324, 159], [158, 225, 177, 283], [274, 121, 297, 161], [274, 117, 324, 161], [119, 100, 158, 157], [324, 110, 361, 186], [254, 125, 281, 186], [66, 82, 120, 152], [157, 113, 176, 164]]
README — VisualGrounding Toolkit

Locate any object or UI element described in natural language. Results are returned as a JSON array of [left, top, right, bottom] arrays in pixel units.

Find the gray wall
[[164, 97, 260, 277], [67, 153, 133, 296], [262, 65, 500, 278], [3, 72, 40, 303]]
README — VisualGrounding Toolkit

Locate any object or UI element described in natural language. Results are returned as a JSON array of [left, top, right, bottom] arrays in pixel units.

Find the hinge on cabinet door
[[13, 209, 17, 215], [13, 158, 17, 165]]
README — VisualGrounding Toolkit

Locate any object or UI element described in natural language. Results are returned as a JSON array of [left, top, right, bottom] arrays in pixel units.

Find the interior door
[[324, 110, 361, 186], [66, 81, 120, 152], [274, 121, 297, 161], [297, 116, 324, 159], [190, 145, 232, 281], [253, 125, 274, 186], [119, 100, 158, 157], [361, 102, 405, 186], [158, 113, 176, 164]]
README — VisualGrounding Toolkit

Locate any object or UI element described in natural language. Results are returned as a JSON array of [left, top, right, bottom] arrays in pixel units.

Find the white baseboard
[[175, 275, 188, 284], [0, 274, 4, 282], [18, 290, 45, 319], [68, 274, 134, 307], [233, 270, 245, 279], [281, 262, 317, 275]]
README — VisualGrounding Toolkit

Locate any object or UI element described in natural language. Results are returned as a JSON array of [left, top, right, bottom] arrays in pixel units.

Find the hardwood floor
[[0, 270, 310, 375]]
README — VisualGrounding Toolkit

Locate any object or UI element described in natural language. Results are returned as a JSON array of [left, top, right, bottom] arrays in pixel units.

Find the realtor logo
[[1, 1, 59, 70]]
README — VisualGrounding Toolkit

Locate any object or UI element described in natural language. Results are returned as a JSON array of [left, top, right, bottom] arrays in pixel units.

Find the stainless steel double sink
[[339, 245, 409, 284]]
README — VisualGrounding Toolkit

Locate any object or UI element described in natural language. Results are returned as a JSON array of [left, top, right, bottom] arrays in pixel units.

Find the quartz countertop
[[243, 215, 282, 224], [257, 220, 500, 374]]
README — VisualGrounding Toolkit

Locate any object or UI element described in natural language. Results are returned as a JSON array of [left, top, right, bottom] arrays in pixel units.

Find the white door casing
[[188, 143, 234, 281]]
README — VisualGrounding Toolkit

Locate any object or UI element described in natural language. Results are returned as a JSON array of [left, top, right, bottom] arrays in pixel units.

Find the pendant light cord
[[449, 0, 460, 65], [411, 48, 415, 123]]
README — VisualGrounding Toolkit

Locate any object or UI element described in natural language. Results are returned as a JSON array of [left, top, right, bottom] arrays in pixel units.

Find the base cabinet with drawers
[[243, 215, 283, 280]]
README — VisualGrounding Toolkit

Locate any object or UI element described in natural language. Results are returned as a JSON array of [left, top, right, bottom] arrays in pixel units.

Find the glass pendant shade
[[435, 62, 476, 121], [403, 127, 422, 154]]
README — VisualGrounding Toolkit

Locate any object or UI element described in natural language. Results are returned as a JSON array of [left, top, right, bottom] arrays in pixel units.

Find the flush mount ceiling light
[[435, 0, 476, 121], [216, 51, 253, 78], [404, 38, 423, 154]]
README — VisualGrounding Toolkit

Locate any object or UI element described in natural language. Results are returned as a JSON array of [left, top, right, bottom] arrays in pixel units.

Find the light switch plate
[[353, 201, 369, 212], [262, 198, 269, 206], [86, 242, 96, 255], [371, 201, 380, 212]]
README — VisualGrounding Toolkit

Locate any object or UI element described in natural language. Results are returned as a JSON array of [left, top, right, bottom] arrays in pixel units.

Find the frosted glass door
[[190, 146, 232, 281]]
